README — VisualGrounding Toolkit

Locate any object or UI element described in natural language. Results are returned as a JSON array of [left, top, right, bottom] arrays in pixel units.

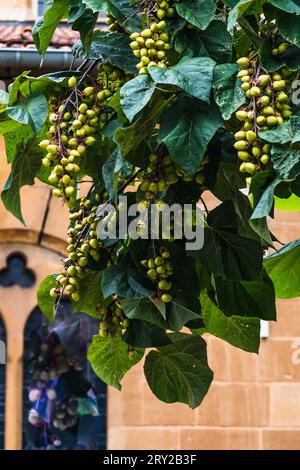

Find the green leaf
[[201, 202, 263, 280], [176, 0, 216, 30], [264, 238, 300, 298], [238, 17, 264, 49], [120, 75, 156, 122], [0, 117, 22, 136], [33, 0, 68, 55], [271, 144, 300, 180], [37, 275, 57, 322], [213, 63, 246, 120], [102, 261, 154, 299], [106, 0, 142, 33], [76, 397, 99, 416], [228, 0, 262, 31], [4, 124, 34, 163], [144, 333, 213, 409], [82, 0, 105, 12], [168, 300, 200, 331], [1, 138, 43, 223], [149, 57, 215, 103], [88, 335, 143, 390], [158, 94, 222, 176], [214, 274, 276, 321], [120, 298, 168, 329], [200, 291, 260, 353], [174, 20, 233, 64], [72, 271, 103, 318], [115, 92, 173, 157], [260, 37, 300, 71], [276, 11, 300, 47], [102, 148, 132, 200], [72, 7, 98, 52], [269, 0, 300, 14], [80, 30, 139, 73], [7, 93, 48, 134], [251, 177, 281, 220], [259, 116, 300, 144], [122, 320, 171, 348]]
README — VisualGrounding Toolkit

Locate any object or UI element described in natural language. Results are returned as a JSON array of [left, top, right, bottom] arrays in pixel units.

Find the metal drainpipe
[[0, 47, 81, 71]]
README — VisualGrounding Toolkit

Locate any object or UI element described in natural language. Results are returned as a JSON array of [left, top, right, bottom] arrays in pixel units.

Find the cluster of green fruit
[[97, 63, 128, 104], [50, 193, 108, 302], [40, 66, 126, 205], [130, 20, 170, 74], [29, 343, 81, 384], [234, 56, 293, 177], [105, 13, 123, 32], [53, 398, 78, 431], [141, 248, 173, 303], [138, 153, 208, 207], [152, 0, 177, 20], [97, 301, 129, 338], [272, 42, 289, 56]]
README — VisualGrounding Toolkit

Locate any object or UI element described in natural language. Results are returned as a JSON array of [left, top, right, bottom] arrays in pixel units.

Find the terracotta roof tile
[[0, 24, 80, 49]]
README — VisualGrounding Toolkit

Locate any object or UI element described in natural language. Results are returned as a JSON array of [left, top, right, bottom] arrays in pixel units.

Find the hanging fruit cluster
[[39, 65, 127, 205], [50, 192, 109, 302], [96, 301, 129, 338], [141, 247, 173, 303], [130, 21, 170, 74], [234, 54, 293, 179], [53, 398, 78, 431], [138, 152, 209, 206]]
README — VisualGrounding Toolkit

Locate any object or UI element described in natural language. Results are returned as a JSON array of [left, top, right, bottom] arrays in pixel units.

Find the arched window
[[23, 303, 107, 450]]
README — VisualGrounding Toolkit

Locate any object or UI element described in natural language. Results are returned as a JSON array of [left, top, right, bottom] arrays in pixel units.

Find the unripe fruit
[[145, 38, 155, 48], [278, 43, 289, 54], [50, 288, 58, 298], [237, 70, 249, 78], [236, 110, 248, 121], [42, 157, 51, 167], [234, 140, 248, 150], [195, 173, 205, 184], [273, 80, 286, 90], [78, 257, 88, 267], [85, 136, 96, 146], [241, 162, 256, 174], [241, 75, 250, 83], [39, 139, 50, 149], [130, 32, 140, 40], [258, 74, 270, 87], [277, 91, 288, 103], [48, 173, 59, 184], [130, 41, 139, 50], [257, 115, 266, 126], [52, 188, 62, 197], [260, 154, 269, 164], [263, 143, 271, 153], [237, 151, 250, 161], [252, 146, 261, 157], [237, 57, 250, 68], [141, 29, 152, 38], [250, 86, 261, 97], [267, 116, 278, 126], [136, 37, 145, 45], [234, 131, 246, 140], [263, 106, 275, 116], [47, 144, 58, 154], [241, 82, 250, 91], [157, 21, 167, 30], [68, 76, 77, 88], [282, 110, 292, 119], [258, 95, 270, 106], [79, 103, 88, 114], [272, 48, 279, 56], [246, 130, 257, 142], [161, 293, 172, 303], [65, 186, 75, 197], [243, 121, 252, 131]]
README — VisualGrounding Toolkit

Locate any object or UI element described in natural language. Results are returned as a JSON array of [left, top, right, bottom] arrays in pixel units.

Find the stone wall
[[0, 1, 36, 21]]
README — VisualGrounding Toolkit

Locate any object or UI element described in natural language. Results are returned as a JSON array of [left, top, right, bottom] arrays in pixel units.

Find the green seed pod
[[266, 116, 278, 126], [68, 76, 77, 88], [141, 28, 152, 38], [257, 115, 266, 126], [236, 110, 248, 121], [234, 130, 246, 140], [257, 75, 270, 87], [278, 43, 289, 54], [277, 91, 288, 103], [237, 151, 250, 161], [263, 106, 275, 116], [260, 154, 269, 164], [234, 140, 248, 150], [241, 82, 250, 91], [79, 103, 88, 114], [236, 57, 250, 68], [246, 130, 257, 142], [250, 86, 261, 97], [161, 293, 172, 303], [252, 146, 261, 157]]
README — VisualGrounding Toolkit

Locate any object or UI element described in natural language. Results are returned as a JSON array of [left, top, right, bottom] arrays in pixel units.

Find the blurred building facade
[[1, 0, 300, 451]]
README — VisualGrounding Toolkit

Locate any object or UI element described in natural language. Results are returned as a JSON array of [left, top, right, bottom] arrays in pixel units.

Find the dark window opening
[[0, 253, 35, 288]]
